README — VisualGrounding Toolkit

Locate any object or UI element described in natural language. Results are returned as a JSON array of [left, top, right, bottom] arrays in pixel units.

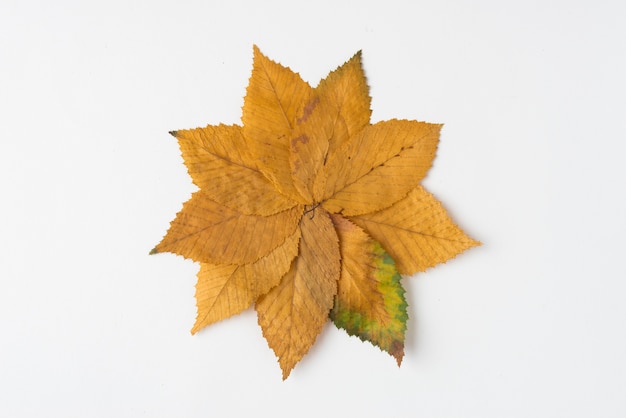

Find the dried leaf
[[151, 191, 302, 265], [152, 46, 480, 379], [319, 119, 441, 216], [192, 228, 301, 333], [290, 51, 371, 202], [172, 125, 297, 215], [242, 46, 312, 203], [315, 50, 371, 157], [256, 208, 340, 379], [330, 214, 407, 364], [350, 186, 481, 275]]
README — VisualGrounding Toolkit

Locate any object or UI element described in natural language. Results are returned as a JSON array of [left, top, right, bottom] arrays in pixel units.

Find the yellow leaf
[[152, 190, 302, 265], [242, 45, 313, 203], [319, 119, 441, 216], [256, 208, 340, 379], [192, 228, 301, 333], [350, 186, 481, 275], [172, 125, 297, 216]]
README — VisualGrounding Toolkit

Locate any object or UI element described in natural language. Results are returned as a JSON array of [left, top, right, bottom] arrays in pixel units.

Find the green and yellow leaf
[[330, 214, 407, 364]]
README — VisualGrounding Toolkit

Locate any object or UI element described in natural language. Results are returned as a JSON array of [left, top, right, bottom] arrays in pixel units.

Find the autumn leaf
[[329, 214, 407, 364], [191, 228, 301, 333], [152, 45, 480, 379], [256, 208, 340, 379]]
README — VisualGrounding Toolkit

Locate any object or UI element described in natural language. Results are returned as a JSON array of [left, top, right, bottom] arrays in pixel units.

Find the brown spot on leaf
[[291, 134, 309, 149], [297, 96, 320, 123]]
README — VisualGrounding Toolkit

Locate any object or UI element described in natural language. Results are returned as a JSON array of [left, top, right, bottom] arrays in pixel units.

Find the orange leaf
[[192, 228, 301, 333], [152, 47, 480, 379], [256, 208, 340, 379], [315, 50, 371, 158], [350, 186, 481, 275], [173, 125, 297, 216], [319, 119, 441, 216], [152, 191, 302, 265], [242, 46, 312, 203], [289, 51, 372, 202]]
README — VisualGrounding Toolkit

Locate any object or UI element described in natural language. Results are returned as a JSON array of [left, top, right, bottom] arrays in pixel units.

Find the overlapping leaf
[[192, 228, 301, 333], [152, 46, 480, 379], [242, 46, 312, 203], [151, 191, 302, 265], [289, 51, 372, 202], [350, 186, 480, 275], [172, 125, 297, 215], [319, 119, 441, 215], [256, 208, 340, 379], [330, 214, 407, 364]]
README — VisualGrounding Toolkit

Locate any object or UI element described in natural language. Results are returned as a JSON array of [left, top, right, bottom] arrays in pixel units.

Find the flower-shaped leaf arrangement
[[152, 46, 480, 379]]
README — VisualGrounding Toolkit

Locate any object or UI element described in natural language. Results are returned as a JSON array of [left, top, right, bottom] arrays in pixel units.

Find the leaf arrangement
[[151, 46, 479, 379]]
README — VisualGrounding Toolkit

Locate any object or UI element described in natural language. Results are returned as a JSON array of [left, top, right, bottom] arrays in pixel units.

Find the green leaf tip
[[169, 130, 178, 137], [149, 247, 159, 255]]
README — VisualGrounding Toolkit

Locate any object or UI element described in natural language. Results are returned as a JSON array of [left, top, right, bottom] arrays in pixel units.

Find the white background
[[2, 0, 625, 416]]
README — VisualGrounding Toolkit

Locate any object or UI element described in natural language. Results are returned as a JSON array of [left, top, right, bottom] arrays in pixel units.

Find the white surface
[[2, 0, 625, 416]]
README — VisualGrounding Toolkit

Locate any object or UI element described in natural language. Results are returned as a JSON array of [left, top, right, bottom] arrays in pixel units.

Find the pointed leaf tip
[[169, 130, 178, 137], [149, 247, 158, 255]]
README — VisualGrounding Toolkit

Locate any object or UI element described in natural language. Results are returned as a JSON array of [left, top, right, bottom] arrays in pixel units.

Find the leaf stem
[[304, 203, 321, 219]]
